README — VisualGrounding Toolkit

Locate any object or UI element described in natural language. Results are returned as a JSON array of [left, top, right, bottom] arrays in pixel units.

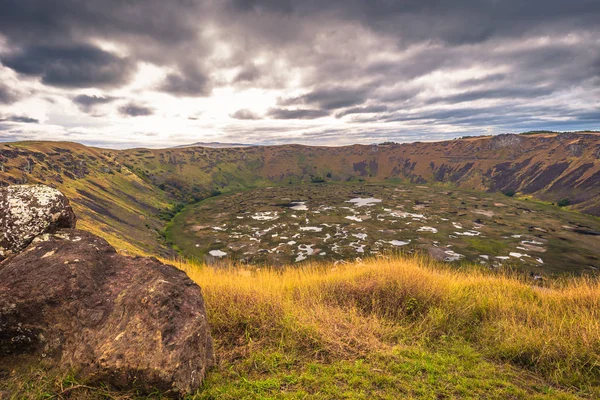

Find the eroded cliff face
[[0, 185, 214, 395]]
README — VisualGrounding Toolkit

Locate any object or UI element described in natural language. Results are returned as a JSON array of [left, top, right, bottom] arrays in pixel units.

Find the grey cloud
[[426, 87, 556, 105], [335, 105, 388, 118], [383, 104, 599, 131], [457, 74, 507, 88], [0, 83, 21, 104], [73, 94, 116, 106], [73, 94, 117, 113], [2, 44, 136, 88], [230, 109, 260, 120], [0, 0, 599, 144], [0, 0, 203, 46], [267, 108, 329, 119], [1, 115, 39, 123], [119, 103, 154, 117], [159, 69, 211, 97], [279, 86, 371, 110], [0, 1, 207, 92], [234, 65, 261, 83], [225, 1, 600, 46]]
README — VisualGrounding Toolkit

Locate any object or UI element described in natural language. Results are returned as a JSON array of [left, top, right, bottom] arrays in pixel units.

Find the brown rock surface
[[0, 228, 214, 395], [0, 184, 76, 261]]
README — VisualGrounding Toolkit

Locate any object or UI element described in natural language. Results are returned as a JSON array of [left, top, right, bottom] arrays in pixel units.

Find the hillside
[[118, 132, 600, 216], [1, 132, 599, 257]]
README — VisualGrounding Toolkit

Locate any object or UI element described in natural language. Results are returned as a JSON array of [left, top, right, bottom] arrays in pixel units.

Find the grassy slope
[[0, 141, 172, 255], [4, 256, 598, 399]]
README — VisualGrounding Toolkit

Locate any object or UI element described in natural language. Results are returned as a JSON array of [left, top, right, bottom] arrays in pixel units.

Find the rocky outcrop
[[0, 186, 214, 396], [488, 133, 523, 150], [567, 143, 583, 157], [0, 185, 76, 261]]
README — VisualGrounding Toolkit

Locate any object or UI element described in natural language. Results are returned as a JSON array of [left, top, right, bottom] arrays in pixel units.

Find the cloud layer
[[0, 0, 598, 147]]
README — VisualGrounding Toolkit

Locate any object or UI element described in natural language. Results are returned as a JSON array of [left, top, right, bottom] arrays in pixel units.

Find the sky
[[0, 0, 599, 148]]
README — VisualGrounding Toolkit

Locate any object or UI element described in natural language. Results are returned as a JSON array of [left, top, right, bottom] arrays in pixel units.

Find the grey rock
[[0, 185, 76, 261], [567, 143, 583, 157], [488, 134, 523, 150]]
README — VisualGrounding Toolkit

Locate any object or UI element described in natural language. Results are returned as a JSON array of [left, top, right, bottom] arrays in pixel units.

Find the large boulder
[[0, 184, 76, 261], [0, 229, 214, 395], [0, 186, 214, 395]]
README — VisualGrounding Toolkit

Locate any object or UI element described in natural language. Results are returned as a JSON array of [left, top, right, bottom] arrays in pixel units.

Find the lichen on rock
[[0, 184, 76, 261]]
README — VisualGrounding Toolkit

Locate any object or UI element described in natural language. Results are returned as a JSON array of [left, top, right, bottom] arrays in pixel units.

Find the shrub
[[557, 198, 570, 207]]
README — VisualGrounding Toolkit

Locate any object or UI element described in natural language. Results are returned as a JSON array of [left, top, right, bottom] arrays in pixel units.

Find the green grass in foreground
[[198, 344, 578, 399]]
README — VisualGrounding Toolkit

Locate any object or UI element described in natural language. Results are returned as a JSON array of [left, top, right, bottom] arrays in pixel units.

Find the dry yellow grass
[[170, 255, 600, 394]]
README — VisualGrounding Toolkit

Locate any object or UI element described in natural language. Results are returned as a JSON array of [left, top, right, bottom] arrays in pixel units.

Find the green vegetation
[[158, 201, 187, 221], [558, 198, 571, 207]]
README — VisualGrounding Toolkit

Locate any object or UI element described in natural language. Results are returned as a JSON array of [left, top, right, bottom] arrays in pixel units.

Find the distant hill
[[1, 132, 599, 255], [173, 142, 257, 148]]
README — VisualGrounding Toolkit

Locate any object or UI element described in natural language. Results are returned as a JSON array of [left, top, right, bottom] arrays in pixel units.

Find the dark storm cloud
[[267, 108, 329, 120], [2, 45, 136, 88], [230, 109, 260, 120], [119, 103, 154, 117]]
